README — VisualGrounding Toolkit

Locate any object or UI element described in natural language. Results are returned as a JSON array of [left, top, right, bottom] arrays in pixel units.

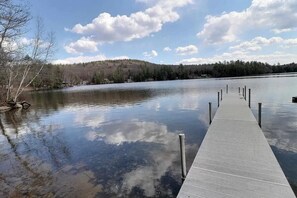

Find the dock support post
[[226, 85, 228, 94], [209, 102, 212, 124], [248, 89, 251, 108], [218, 92, 220, 107], [258, 103, 262, 128], [242, 87, 244, 97], [239, 87, 240, 94], [179, 134, 187, 181], [245, 86, 247, 100], [221, 89, 223, 101]]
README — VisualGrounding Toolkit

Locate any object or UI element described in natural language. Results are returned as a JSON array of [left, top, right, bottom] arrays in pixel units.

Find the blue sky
[[26, 0, 297, 64]]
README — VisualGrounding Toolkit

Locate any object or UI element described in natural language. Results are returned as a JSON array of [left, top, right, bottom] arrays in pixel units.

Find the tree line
[[24, 60, 297, 90]]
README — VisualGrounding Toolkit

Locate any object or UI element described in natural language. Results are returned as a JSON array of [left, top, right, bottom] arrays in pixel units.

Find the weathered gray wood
[[248, 89, 251, 108], [258, 102, 262, 128], [244, 85, 247, 100], [209, 102, 212, 125], [179, 134, 187, 180], [177, 93, 295, 198], [217, 92, 220, 107]]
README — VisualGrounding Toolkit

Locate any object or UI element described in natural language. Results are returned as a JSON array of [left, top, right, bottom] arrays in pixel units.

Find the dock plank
[[177, 93, 295, 198]]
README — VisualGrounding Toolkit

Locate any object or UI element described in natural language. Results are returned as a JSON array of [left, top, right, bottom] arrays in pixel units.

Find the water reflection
[[0, 112, 102, 197], [86, 119, 178, 144], [257, 104, 297, 153], [272, 146, 297, 192], [255, 104, 297, 191], [0, 76, 297, 197], [31, 89, 155, 110], [83, 119, 183, 196], [75, 109, 108, 129]]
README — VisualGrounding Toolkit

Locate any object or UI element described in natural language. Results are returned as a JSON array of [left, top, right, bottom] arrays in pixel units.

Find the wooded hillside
[[19, 59, 297, 90]]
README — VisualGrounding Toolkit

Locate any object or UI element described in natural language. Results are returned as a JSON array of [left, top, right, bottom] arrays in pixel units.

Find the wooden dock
[[177, 93, 295, 198]]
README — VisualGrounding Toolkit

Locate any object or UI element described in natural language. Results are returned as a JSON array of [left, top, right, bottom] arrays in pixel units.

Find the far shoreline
[[30, 71, 297, 93]]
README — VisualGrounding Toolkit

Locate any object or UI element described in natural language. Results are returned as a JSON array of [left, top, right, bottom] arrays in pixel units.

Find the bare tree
[[0, 0, 30, 104], [0, 0, 30, 50], [0, 0, 55, 109], [12, 18, 55, 102]]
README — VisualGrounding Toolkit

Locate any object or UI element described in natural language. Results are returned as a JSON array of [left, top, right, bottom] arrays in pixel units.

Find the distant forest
[[15, 59, 297, 89]]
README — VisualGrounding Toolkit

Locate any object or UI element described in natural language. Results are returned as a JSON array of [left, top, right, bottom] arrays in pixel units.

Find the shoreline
[[32, 71, 297, 92]]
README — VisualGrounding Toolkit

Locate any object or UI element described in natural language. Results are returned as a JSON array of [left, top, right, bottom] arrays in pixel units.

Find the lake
[[0, 74, 297, 197]]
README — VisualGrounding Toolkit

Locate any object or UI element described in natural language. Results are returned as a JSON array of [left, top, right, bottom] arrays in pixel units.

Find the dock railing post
[[258, 103, 262, 127], [209, 102, 212, 124], [239, 87, 240, 94], [248, 89, 251, 108], [221, 89, 223, 101], [226, 85, 228, 94], [244, 86, 247, 100], [179, 134, 187, 181], [218, 92, 220, 107], [242, 87, 244, 97]]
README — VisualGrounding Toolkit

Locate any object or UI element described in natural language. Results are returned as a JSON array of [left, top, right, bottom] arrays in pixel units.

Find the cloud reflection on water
[[85, 119, 182, 196], [253, 104, 297, 154], [75, 111, 107, 129], [178, 93, 201, 111], [85, 119, 179, 145], [0, 112, 102, 197]]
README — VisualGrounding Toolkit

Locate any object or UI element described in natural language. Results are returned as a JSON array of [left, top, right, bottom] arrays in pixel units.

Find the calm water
[[1, 75, 297, 197]]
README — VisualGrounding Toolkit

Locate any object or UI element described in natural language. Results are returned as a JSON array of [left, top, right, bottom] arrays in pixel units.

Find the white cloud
[[111, 56, 130, 60], [53, 54, 106, 64], [229, 36, 283, 51], [52, 54, 129, 64], [143, 50, 158, 58], [163, 47, 172, 52], [285, 38, 297, 46], [178, 36, 297, 65], [64, 37, 98, 54], [19, 37, 33, 46], [2, 37, 48, 53], [272, 28, 295, 34], [229, 36, 297, 52], [2, 39, 18, 52], [180, 51, 297, 65], [198, 0, 297, 44], [197, 12, 243, 44], [65, 0, 192, 55], [176, 45, 198, 55]]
